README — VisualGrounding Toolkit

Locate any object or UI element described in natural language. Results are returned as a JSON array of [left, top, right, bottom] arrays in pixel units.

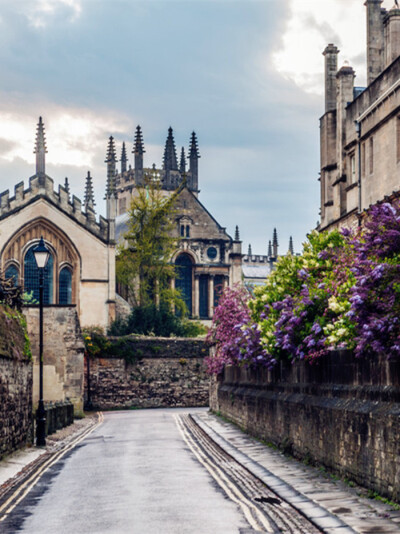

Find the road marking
[[0, 412, 104, 522], [175, 415, 275, 533]]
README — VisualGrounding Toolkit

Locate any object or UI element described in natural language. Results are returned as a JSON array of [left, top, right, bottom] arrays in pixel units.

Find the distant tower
[[268, 240, 272, 258], [133, 126, 145, 185], [120, 142, 127, 174], [272, 228, 278, 258], [34, 116, 47, 179], [288, 236, 294, 255], [105, 137, 117, 239], [248, 244, 252, 256], [234, 225, 240, 241], [180, 147, 186, 174], [323, 44, 339, 112], [189, 131, 200, 191]]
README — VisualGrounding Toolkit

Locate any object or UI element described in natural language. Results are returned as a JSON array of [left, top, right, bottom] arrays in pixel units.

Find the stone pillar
[[194, 274, 200, 318], [208, 275, 214, 319], [366, 0, 385, 85], [323, 44, 339, 112]]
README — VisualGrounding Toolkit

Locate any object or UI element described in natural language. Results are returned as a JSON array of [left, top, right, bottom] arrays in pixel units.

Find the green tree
[[116, 177, 186, 312]]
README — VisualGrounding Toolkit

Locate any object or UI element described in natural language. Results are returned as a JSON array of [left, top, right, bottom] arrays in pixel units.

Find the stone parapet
[[211, 351, 400, 502]]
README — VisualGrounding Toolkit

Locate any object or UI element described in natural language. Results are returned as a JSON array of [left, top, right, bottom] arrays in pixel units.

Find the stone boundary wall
[[210, 351, 400, 502], [0, 305, 33, 459], [86, 337, 209, 409]]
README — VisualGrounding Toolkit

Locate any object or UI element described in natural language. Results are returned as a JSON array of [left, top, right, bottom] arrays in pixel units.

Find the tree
[[116, 176, 186, 311]]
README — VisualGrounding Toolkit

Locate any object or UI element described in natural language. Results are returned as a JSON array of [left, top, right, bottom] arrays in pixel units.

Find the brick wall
[[0, 305, 33, 458], [86, 337, 209, 409], [211, 350, 400, 502]]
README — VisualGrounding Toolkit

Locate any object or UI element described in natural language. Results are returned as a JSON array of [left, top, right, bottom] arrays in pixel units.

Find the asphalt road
[[1, 408, 252, 534]]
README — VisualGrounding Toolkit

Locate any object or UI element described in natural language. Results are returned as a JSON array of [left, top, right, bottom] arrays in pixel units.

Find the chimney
[[365, 0, 385, 84], [323, 44, 339, 112]]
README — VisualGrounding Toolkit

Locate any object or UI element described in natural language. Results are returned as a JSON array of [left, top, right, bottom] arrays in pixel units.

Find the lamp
[[33, 236, 50, 447]]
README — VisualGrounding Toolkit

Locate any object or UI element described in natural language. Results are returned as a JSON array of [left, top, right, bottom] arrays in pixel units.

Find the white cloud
[[26, 0, 82, 28], [271, 0, 395, 95]]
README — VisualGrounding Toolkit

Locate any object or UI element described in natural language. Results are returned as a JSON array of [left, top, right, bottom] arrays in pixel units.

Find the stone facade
[[86, 337, 209, 409], [114, 127, 242, 319], [24, 306, 85, 413], [0, 305, 33, 459], [319, 1, 400, 232], [211, 351, 400, 501], [0, 118, 116, 330]]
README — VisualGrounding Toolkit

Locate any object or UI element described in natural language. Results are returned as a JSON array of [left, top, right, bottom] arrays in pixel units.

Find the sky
[[0, 0, 390, 255]]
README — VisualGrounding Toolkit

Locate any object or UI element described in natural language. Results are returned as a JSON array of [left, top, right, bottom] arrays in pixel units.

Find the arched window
[[24, 245, 54, 304], [175, 254, 193, 316], [5, 264, 19, 286], [186, 225, 190, 238], [59, 267, 72, 305]]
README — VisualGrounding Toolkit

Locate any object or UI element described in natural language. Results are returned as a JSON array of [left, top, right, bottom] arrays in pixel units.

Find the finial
[[180, 147, 186, 174], [288, 236, 294, 255], [105, 136, 117, 164], [248, 244, 252, 256], [84, 171, 96, 211], [120, 142, 127, 173], [163, 126, 178, 171], [235, 225, 240, 241], [189, 131, 200, 159], [133, 125, 145, 155], [105, 137, 117, 199], [64, 177, 70, 200], [34, 116, 47, 176]]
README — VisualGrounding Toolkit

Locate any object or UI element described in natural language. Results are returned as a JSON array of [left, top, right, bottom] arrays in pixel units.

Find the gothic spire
[[64, 177, 70, 200], [180, 147, 186, 174], [120, 142, 127, 173], [105, 136, 117, 199], [188, 131, 200, 191], [163, 126, 178, 171], [273, 228, 278, 257], [189, 131, 200, 159], [235, 225, 240, 241], [133, 125, 145, 174], [248, 244, 252, 256], [34, 116, 47, 176], [268, 240, 272, 258], [84, 171, 96, 211], [288, 236, 294, 255]]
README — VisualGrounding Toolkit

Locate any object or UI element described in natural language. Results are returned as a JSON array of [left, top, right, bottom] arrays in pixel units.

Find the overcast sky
[[0, 0, 388, 254]]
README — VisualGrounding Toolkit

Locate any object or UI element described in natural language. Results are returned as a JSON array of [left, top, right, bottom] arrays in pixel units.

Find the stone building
[[319, 0, 400, 232], [0, 118, 116, 410], [114, 126, 242, 319]]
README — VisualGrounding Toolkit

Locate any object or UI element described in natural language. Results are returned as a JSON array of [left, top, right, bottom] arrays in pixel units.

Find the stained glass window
[[59, 267, 72, 305], [24, 245, 53, 304], [5, 264, 19, 286]]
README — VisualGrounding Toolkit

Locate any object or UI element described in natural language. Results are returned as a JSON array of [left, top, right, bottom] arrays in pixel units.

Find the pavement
[[0, 409, 399, 534]]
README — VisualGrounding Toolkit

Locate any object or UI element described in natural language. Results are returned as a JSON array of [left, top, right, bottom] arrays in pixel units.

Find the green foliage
[[116, 177, 185, 310], [107, 304, 207, 338], [83, 327, 141, 365]]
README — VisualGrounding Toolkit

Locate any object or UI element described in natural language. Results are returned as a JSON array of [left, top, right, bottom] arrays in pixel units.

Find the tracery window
[[5, 264, 19, 286], [24, 245, 54, 304], [59, 267, 72, 305]]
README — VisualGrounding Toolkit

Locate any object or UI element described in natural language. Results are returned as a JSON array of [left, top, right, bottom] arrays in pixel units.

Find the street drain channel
[[177, 414, 323, 534]]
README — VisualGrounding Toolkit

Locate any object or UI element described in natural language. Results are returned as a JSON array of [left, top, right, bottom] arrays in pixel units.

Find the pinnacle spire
[[235, 225, 240, 241], [64, 177, 70, 200], [189, 131, 200, 159], [105, 136, 117, 199], [268, 240, 272, 258], [120, 142, 127, 173], [180, 147, 186, 174], [133, 125, 145, 155], [34, 116, 47, 176], [84, 171, 96, 211], [273, 228, 278, 257], [248, 244, 252, 256], [188, 131, 200, 191], [288, 236, 294, 255], [163, 126, 178, 171]]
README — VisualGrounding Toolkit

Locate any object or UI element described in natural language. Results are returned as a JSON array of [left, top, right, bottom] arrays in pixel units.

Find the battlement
[[0, 174, 110, 243]]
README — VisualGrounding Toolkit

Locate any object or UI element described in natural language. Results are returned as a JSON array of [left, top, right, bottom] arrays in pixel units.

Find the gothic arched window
[[59, 266, 72, 305], [24, 245, 54, 304], [175, 254, 193, 316], [5, 264, 19, 286]]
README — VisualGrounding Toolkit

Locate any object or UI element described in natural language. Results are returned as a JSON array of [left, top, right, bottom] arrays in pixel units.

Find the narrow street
[[0, 408, 399, 534]]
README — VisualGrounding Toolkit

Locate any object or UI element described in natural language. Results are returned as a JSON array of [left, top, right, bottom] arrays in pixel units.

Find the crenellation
[[0, 190, 9, 214], [14, 181, 24, 202], [72, 194, 82, 215], [58, 183, 70, 209]]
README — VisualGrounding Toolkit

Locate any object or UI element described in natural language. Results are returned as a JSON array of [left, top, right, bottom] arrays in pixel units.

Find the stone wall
[[211, 351, 400, 502], [86, 337, 209, 409], [0, 305, 33, 458], [24, 305, 84, 413]]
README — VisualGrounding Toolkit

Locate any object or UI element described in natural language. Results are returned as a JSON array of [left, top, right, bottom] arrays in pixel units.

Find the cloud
[[25, 0, 82, 28]]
